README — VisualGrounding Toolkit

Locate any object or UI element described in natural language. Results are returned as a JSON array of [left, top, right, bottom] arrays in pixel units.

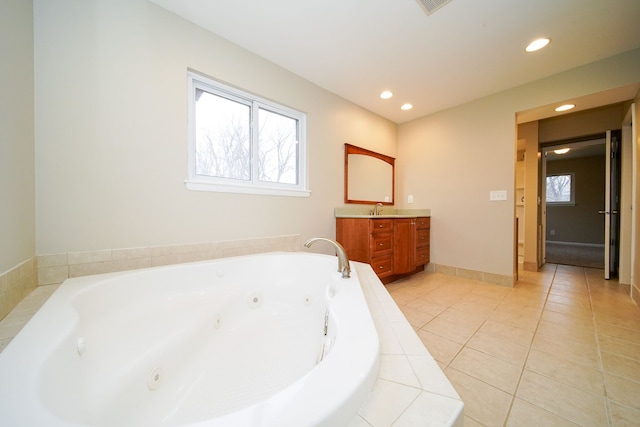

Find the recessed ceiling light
[[401, 103, 413, 111], [554, 148, 570, 155], [525, 37, 551, 52], [555, 104, 575, 112], [380, 91, 393, 99]]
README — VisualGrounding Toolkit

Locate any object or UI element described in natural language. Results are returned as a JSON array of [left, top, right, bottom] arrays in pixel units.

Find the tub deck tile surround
[[0, 258, 37, 322], [36, 235, 301, 286], [0, 284, 58, 353], [352, 262, 464, 426]]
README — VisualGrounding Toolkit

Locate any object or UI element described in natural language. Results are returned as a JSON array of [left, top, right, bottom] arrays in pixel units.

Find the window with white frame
[[186, 71, 309, 197], [546, 173, 575, 205]]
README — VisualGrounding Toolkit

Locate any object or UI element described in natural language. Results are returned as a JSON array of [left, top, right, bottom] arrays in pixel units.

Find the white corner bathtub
[[0, 252, 380, 427]]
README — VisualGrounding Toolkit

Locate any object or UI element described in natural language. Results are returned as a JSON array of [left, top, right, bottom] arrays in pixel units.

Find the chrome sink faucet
[[304, 237, 351, 278], [373, 203, 383, 216]]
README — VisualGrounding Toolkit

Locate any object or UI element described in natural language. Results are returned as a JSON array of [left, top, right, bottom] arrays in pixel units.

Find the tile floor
[[388, 264, 640, 426]]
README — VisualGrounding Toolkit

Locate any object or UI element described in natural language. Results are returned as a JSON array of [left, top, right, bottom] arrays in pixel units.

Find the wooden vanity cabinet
[[415, 217, 430, 266], [336, 216, 430, 283]]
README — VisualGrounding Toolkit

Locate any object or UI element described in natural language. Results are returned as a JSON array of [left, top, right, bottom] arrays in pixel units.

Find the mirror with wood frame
[[344, 143, 395, 205]]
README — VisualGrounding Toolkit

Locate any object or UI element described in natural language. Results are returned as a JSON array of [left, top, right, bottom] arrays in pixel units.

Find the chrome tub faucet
[[304, 237, 351, 278]]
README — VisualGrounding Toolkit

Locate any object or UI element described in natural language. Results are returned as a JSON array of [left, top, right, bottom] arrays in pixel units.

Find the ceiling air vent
[[416, 0, 453, 15]]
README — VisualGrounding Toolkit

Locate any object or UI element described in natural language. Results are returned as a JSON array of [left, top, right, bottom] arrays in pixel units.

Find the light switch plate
[[489, 190, 507, 201], [408, 195, 414, 204]]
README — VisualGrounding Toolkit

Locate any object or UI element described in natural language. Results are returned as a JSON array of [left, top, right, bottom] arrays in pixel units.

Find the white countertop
[[335, 208, 431, 218]]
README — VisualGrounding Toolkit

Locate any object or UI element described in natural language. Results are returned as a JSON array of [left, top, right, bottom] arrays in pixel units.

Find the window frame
[[185, 71, 309, 197], [546, 172, 576, 206]]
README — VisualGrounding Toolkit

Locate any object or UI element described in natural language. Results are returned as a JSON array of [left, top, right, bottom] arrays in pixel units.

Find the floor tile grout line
[[502, 263, 557, 427], [585, 268, 614, 427], [414, 271, 553, 426], [419, 279, 515, 427]]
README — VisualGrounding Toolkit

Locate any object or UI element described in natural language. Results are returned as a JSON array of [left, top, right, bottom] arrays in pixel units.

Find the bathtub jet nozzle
[[304, 237, 351, 279]]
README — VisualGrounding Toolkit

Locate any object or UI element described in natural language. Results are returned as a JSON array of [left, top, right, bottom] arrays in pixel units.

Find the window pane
[[258, 108, 298, 184], [194, 89, 251, 181], [546, 174, 571, 202], [187, 72, 308, 196]]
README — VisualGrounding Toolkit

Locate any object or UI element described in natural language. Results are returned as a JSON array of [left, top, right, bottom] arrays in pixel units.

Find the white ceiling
[[545, 139, 606, 161], [150, 0, 640, 123]]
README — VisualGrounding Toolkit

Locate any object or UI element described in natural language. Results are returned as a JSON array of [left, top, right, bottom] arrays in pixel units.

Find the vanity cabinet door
[[336, 218, 369, 262], [394, 218, 416, 274]]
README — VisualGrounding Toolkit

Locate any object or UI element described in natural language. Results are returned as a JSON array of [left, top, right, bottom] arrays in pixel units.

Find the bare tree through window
[[258, 108, 298, 184], [546, 174, 573, 203], [195, 89, 251, 180], [187, 72, 308, 196]]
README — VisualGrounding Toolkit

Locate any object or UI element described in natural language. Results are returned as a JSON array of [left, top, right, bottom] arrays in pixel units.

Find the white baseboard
[[546, 241, 605, 249]]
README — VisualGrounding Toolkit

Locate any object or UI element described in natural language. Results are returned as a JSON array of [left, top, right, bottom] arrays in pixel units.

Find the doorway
[[541, 132, 621, 276], [517, 97, 637, 294]]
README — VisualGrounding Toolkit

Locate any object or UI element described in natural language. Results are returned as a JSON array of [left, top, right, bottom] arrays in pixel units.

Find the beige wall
[[398, 48, 640, 278], [519, 122, 540, 271], [539, 104, 625, 143], [0, 0, 35, 273], [33, 0, 396, 256]]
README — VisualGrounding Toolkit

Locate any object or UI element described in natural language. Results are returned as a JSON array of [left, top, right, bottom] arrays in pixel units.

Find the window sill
[[547, 202, 576, 207], [185, 180, 311, 197]]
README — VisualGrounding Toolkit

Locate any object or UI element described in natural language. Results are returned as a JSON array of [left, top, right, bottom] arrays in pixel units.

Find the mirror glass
[[345, 144, 395, 204]]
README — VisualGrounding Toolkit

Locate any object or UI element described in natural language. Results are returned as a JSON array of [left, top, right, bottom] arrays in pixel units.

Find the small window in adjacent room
[[185, 71, 309, 197], [546, 173, 575, 205]]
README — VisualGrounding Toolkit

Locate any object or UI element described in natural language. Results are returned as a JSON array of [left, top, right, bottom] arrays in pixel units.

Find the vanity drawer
[[416, 245, 430, 265], [370, 255, 393, 277], [416, 217, 430, 229], [369, 219, 393, 233], [370, 233, 393, 256], [416, 229, 430, 247]]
